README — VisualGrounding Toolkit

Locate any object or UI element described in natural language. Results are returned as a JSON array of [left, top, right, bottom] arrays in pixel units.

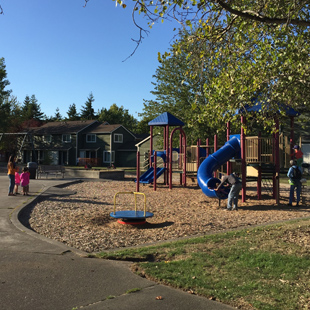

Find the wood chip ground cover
[[29, 180, 310, 253]]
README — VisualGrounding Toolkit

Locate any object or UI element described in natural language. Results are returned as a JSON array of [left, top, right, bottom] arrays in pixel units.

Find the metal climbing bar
[[112, 191, 147, 216]]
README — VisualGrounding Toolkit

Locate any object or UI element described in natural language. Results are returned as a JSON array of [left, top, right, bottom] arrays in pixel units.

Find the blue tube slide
[[197, 136, 241, 199]]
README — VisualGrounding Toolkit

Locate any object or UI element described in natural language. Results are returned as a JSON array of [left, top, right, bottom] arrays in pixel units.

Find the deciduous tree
[[98, 103, 138, 131], [118, 1, 310, 131]]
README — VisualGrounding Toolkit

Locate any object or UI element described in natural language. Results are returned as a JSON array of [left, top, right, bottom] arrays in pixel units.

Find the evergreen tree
[[80, 92, 96, 120], [0, 58, 12, 133], [21, 95, 31, 119], [66, 103, 80, 120], [8, 95, 23, 132], [22, 94, 45, 121], [54, 107, 62, 121], [29, 94, 45, 120], [0, 97, 11, 133], [0, 57, 11, 104]]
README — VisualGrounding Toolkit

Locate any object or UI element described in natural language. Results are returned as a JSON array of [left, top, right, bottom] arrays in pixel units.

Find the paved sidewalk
[[0, 175, 234, 310]]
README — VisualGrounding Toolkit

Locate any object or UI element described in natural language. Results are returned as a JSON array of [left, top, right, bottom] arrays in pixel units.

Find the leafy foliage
[[98, 103, 138, 132], [135, 1, 310, 134]]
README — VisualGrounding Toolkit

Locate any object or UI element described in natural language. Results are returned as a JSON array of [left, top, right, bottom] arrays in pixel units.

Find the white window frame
[[114, 133, 123, 143], [62, 134, 71, 143], [103, 151, 115, 163], [43, 135, 52, 143], [86, 134, 96, 143]]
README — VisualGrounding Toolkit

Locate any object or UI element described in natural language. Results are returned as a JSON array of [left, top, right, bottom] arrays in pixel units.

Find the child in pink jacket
[[20, 167, 30, 196], [14, 167, 21, 195]]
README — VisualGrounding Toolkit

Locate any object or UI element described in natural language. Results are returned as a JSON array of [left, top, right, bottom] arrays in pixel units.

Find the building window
[[103, 151, 115, 163], [62, 134, 71, 143], [86, 134, 96, 143], [43, 135, 52, 142], [114, 133, 123, 143]]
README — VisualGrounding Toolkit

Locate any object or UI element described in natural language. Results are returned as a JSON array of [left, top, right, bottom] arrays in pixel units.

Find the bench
[[37, 165, 65, 179]]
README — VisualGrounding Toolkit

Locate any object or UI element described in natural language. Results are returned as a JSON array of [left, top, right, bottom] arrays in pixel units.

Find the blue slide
[[137, 150, 167, 184], [197, 136, 241, 199], [138, 167, 166, 184]]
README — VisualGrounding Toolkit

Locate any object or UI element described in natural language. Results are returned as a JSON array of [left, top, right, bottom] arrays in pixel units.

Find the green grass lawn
[[95, 218, 310, 310]]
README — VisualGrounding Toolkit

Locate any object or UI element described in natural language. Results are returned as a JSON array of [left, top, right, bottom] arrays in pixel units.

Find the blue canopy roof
[[238, 97, 300, 117], [148, 112, 185, 126]]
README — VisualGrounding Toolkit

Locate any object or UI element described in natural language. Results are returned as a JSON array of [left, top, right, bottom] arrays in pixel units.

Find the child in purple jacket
[[21, 167, 30, 196]]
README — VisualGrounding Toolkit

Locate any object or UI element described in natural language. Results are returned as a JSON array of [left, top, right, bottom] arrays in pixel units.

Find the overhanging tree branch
[[216, 0, 310, 27]]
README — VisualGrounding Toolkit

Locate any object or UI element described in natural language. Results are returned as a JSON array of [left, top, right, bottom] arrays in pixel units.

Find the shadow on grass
[[241, 203, 310, 212]]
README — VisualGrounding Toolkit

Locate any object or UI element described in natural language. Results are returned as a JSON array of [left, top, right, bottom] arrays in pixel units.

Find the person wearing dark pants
[[215, 172, 242, 211], [7, 155, 16, 196], [287, 160, 302, 206]]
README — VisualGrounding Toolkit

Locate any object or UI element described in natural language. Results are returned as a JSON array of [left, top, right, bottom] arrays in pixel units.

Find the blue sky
[[0, 0, 179, 120]]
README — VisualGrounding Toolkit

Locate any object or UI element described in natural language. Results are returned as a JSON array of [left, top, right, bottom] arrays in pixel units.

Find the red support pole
[[214, 134, 218, 177], [197, 139, 201, 171], [169, 142, 173, 190], [150, 126, 153, 157], [163, 126, 166, 150], [165, 125, 169, 185], [179, 132, 183, 185], [275, 118, 280, 204], [206, 138, 209, 158], [226, 122, 231, 175], [183, 135, 187, 187], [214, 134, 218, 152], [257, 132, 262, 200], [290, 116, 294, 159], [153, 151, 157, 191], [272, 131, 276, 198], [241, 116, 246, 202], [169, 127, 187, 189], [136, 151, 140, 192]]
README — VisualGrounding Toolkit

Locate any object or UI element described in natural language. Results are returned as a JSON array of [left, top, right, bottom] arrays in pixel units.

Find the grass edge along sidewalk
[[94, 218, 310, 310]]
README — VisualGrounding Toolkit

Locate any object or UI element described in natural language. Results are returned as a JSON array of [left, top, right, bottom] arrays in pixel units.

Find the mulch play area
[[29, 179, 310, 253]]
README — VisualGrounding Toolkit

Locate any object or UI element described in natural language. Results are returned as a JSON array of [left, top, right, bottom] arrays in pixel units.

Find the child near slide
[[21, 167, 30, 196]]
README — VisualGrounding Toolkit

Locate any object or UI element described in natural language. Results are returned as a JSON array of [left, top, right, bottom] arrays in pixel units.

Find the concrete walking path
[[0, 175, 234, 310]]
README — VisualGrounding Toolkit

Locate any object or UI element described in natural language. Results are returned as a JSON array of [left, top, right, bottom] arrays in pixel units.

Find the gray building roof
[[29, 120, 98, 135]]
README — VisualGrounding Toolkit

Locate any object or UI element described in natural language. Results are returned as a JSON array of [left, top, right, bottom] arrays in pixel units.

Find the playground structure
[[196, 104, 300, 204], [136, 106, 301, 205], [110, 191, 154, 225], [197, 135, 241, 200], [136, 112, 187, 192]]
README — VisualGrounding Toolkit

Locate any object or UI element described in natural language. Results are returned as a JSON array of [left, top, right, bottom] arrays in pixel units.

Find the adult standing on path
[[215, 172, 242, 211], [7, 154, 16, 196], [287, 159, 302, 207]]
